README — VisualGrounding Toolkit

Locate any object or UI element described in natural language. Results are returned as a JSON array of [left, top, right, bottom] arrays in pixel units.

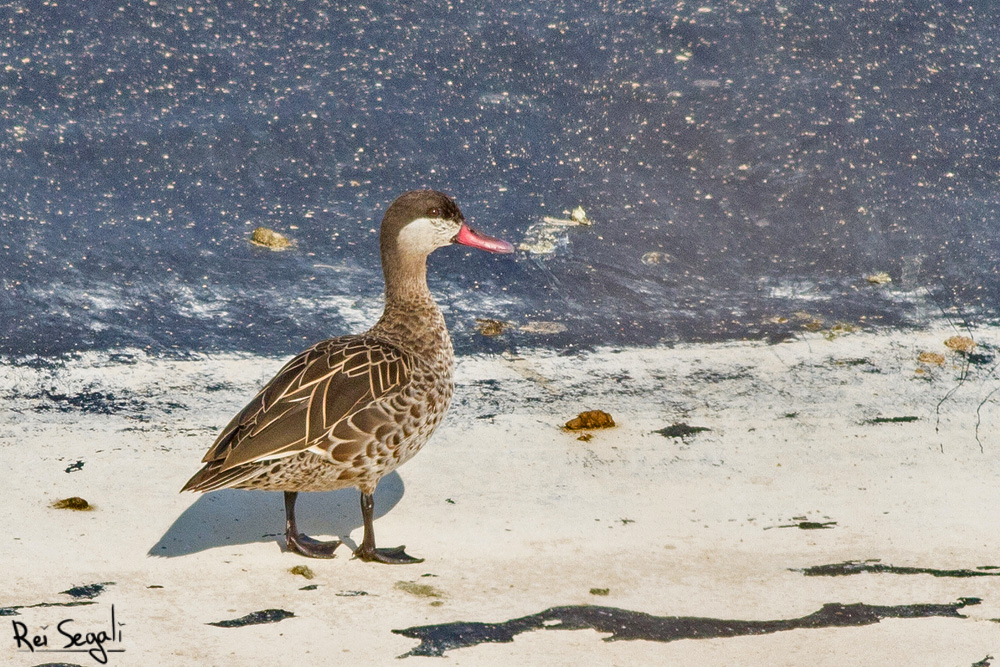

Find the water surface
[[3, 1, 998, 356]]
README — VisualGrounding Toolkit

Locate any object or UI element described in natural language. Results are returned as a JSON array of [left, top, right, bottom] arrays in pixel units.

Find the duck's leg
[[284, 491, 341, 558], [353, 491, 424, 564]]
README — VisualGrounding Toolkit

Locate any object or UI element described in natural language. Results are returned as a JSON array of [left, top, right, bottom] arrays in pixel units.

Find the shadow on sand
[[149, 472, 405, 557]]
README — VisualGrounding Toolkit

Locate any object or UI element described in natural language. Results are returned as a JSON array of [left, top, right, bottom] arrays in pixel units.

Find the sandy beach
[[2, 323, 999, 665]]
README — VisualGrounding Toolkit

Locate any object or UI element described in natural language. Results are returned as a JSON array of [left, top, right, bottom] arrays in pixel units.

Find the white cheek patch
[[397, 217, 454, 255]]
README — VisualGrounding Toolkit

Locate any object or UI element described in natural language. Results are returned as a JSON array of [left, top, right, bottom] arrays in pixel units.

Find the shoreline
[[2, 323, 998, 665]]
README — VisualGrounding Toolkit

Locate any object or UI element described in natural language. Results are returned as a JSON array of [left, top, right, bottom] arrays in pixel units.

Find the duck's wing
[[182, 336, 411, 492]]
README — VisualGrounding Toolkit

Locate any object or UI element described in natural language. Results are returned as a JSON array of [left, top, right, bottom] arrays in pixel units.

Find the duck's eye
[[427, 207, 442, 217]]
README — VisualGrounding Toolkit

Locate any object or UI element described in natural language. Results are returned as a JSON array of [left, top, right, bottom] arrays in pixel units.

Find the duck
[[182, 190, 513, 563]]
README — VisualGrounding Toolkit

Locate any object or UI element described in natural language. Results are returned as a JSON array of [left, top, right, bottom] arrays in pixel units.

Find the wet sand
[[2, 323, 998, 665]]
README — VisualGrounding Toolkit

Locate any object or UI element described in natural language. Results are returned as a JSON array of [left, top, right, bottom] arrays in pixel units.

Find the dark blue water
[[3, 0, 999, 357]]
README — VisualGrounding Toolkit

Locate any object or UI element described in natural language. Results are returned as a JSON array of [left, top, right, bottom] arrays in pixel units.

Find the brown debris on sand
[[565, 410, 615, 430], [51, 497, 93, 511]]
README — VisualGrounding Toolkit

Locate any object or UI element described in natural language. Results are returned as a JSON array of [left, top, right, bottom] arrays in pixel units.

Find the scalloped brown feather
[[181, 336, 413, 491]]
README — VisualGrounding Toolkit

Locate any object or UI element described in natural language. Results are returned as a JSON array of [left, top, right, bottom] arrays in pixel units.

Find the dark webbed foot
[[355, 490, 423, 564], [283, 490, 341, 559], [353, 544, 423, 564], [286, 532, 341, 559]]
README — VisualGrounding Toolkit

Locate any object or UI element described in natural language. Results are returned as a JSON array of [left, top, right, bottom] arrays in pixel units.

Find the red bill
[[453, 223, 515, 254]]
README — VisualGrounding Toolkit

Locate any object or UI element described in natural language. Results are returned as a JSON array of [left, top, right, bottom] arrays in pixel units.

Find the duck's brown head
[[381, 190, 514, 260]]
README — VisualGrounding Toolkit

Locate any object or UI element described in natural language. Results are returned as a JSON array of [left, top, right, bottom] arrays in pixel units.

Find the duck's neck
[[381, 249, 431, 304], [371, 250, 452, 359]]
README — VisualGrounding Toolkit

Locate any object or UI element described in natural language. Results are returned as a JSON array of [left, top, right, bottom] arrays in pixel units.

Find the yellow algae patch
[[917, 352, 945, 366], [251, 226, 293, 249], [944, 336, 976, 354]]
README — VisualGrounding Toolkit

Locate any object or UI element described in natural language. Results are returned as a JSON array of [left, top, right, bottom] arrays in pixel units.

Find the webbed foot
[[353, 544, 423, 564], [286, 532, 341, 559]]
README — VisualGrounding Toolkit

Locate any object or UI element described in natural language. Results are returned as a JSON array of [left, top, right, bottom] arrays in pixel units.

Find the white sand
[[2, 324, 999, 665]]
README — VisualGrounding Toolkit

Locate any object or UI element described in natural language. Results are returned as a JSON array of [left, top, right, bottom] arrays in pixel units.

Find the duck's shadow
[[149, 472, 405, 557]]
